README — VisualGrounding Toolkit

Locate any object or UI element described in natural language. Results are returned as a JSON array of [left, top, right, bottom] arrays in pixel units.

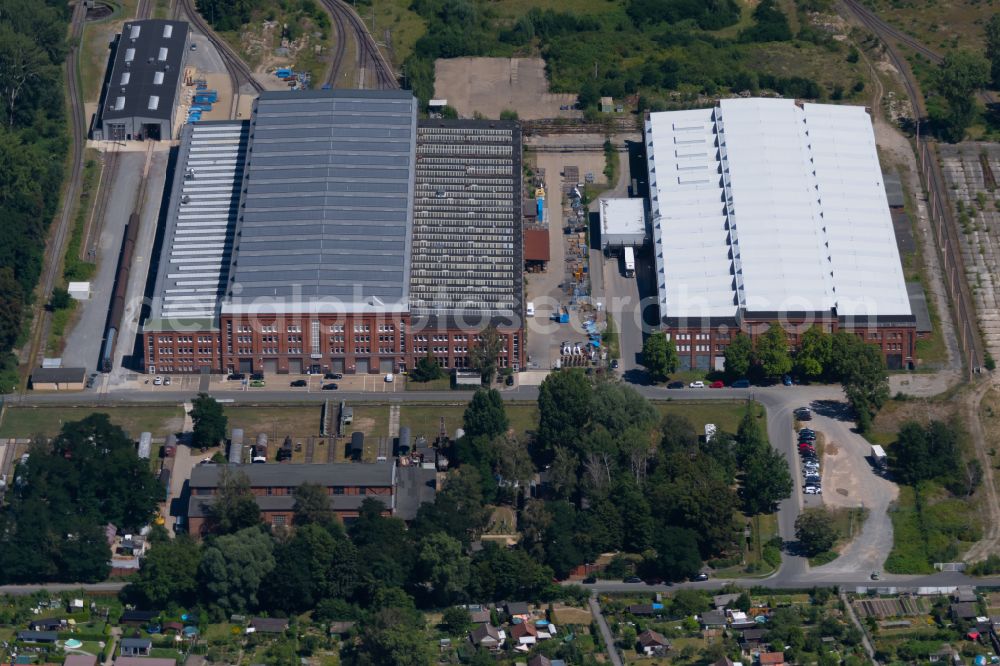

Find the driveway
[[809, 400, 899, 577], [589, 595, 623, 666]]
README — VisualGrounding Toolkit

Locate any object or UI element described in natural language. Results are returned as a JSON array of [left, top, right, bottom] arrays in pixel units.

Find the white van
[[526, 302, 535, 317]]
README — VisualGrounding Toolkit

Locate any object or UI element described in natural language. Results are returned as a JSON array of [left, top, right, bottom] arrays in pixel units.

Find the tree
[[469, 325, 505, 383], [415, 532, 471, 606], [743, 444, 793, 515], [198, 527, 275, 614], [660, 413, 698, 454], [491, 433, 534, 487], [656, 526, 701, 581], [125, 536, 202, 608], [591, 382, 657, 436], [190, 392, 227, 450], [735, 408, 767, 468], [933, 51, 990, 141], [409, 351, 444, 382], [204, 469, 260, 535], [755, 323, 792, 378], [412, 468, 489, 543], [891, 420, 962, 486], [48, 286, 71, 310], [641, 331, 678, 381], [796, 325, 831, 379], [356, 607, 433, 666], [987, 14, 1000, 87], [261, 523, 358, 613], [350, 499, 415, 592], [441, 606, 472, 635], [795, 508, 838, 556], [724, 332, 753, 378], [537, 369, 593, 452], [834, 334, 889, 432], [292, 482, 337, 527], [463, 388, 508, 440]]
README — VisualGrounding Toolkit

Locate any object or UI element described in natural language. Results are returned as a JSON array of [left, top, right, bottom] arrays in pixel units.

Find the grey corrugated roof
[[188, 462, 395, 488], [906, 282, 932, 333], [187, 492, 389, 517], [393, 465, 437, 520], [146, 121, 248, 329], [30, 367, 86, 383], [121, 638, 152, 648], [101, 20, 188, 122], [222, 89, 417, 313], [410, 120, 522, 326]]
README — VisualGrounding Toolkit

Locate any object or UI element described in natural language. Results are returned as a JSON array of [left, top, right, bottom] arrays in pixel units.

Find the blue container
[[276, 68, 292, 78]]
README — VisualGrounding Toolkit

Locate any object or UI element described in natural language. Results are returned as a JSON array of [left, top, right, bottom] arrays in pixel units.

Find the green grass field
[[355, 0, 427, 66], [0, 406, 184, 439], [79, 0, 138, 104], [654, 400, 758, 435]]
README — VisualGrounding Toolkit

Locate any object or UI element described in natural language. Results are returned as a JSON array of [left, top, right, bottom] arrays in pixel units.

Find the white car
[[689, 381, 705, 388], [153, 376, 163, 386], [804, 486, 822, 494], [164, 376, 171, 386], [384, 373, 394, 383]]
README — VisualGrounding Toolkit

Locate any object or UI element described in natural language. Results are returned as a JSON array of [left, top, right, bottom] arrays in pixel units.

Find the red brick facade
[[668, 317, 916, 372], [144, 313, 524, 375]]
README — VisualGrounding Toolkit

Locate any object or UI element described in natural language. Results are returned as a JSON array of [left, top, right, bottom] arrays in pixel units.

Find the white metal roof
[[600, 197, 646, 240], [646, 98, 911, 321]]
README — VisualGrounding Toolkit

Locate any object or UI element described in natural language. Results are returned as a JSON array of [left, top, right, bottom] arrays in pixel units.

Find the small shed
[[68, 281, 92, 300], [17, 631, 58, 643], [523, 228, 551, 271], [600, 198, 647, 253], [637, 629, 670, 656], [30, 366, 86, 391], [248, 617, 289, 634], [120, 638, 152, 656], [229, 429, 244, 464], [120, 610, 158, 626], [350, 432, 364, 461], [137, 432, 152, 459], [599, 97, 614, 113]]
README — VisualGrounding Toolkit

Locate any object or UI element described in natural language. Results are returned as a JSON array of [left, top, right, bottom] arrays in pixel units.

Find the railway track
[[841, 0, 997, 106], [136, 0, 153, 19], [81, 145, 121, 264], [840, 0, 985, 375], [177, 0, 263, 95], [21, 0, 88, 384], [317, 0, 398, 89], [320, 0, 348, 88]]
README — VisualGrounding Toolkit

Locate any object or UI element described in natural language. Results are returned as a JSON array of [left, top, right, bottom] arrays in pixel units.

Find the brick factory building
[[141, 90, 524, 375], [645, 98, 917, 371]]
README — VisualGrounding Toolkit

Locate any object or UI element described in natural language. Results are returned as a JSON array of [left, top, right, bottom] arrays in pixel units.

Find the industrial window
[[157, 47, 168, 61], [148, 96, 159, 110], [271, 515, 286, 527], [129, 25, 141, 39], [162, 24, 173, 38], [120, 72, 130, 85], [124, 48, 135, 62], [153, 71, 164, 85]]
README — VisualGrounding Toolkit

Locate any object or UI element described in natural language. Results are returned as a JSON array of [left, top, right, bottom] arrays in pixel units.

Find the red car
[[710, 380, 725, 388]]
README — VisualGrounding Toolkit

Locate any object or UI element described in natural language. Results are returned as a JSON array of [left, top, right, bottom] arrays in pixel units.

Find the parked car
[[164, 376, 171, 386], [290, 379, 308, 387], [731, 378, 751, 388], [694, 573, 709, 581], [228, 373, 246, 381], [322, 383, 339, 390], [324, 372, 343, 380], [783, 374, 793, 386], [384, 373, 394, 383], [623, 576, 642, 584], [611, 359, 619, 369], [689, 381, 705, 388], [153, 376, 163, 386], [796, 407, 812, 421], [583, 576, 597, 584], [799, 428, 815, 436], [667, 381, 684, 389], [251, 372, 264, 381], [505, 374, 514, 386], [710, 380, 725, 388], [804, 486, 821, 495]]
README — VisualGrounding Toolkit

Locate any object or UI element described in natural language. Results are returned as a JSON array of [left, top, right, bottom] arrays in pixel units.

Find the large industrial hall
[[645, 97, 917, 370], [142, 89, 524, 376]]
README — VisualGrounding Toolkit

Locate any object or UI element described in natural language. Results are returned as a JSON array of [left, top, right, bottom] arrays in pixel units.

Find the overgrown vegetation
[[883, 418, 982, 573], [0, 414, 161, 583], [0, 0, 71, 393], [63, 155, 99, 283], [399, 0, 865, 107]]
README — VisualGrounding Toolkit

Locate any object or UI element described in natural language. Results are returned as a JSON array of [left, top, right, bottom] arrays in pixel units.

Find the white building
[[599, 197, 647, 253], [644, 98, 916, 370]]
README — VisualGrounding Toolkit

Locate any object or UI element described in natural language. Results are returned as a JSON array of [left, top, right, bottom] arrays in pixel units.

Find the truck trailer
[[871, 444, 887, 471], [623, 246, 636, 277]]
